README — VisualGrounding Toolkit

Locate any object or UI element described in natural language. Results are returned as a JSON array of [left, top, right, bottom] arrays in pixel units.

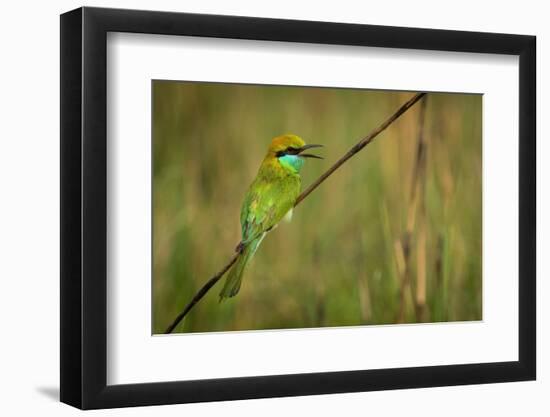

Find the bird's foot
[[235, 241, 245, 253]]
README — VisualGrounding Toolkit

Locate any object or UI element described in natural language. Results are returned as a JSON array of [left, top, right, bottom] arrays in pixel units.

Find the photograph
[[152, 81, 482, 334], [54, 4, 538, 411]]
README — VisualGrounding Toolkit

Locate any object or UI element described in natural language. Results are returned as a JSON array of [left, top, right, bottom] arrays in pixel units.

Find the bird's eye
[[286, 147, 299, 154], [276, 146, 300, 157]]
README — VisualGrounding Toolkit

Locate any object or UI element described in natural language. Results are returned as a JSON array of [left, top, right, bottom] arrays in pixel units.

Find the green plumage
[[219, 134, 321, 301]]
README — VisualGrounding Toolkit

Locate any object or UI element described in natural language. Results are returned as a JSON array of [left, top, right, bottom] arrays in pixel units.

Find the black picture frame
[[60, 6, 536, 410]]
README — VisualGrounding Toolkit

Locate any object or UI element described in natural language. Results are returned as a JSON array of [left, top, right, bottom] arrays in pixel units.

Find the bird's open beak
[[298, 144, 324, 159]]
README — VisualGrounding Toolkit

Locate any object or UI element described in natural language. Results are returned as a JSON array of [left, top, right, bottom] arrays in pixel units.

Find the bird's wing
[[240, 172, 300, 242], [240, 182, 278, 242]]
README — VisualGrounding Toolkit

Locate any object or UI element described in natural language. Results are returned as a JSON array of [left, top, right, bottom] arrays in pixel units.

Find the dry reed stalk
[[415, 215, 427, 321], [435, 234, 444, 291], [393, 238, 408, 322], [395, 95, 429, 323], [357, 271, 372, 323], [414, 97, 429, 321]]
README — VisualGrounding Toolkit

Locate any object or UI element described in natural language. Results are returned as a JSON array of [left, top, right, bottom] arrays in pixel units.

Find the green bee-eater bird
[[219, 134, 323, 301]]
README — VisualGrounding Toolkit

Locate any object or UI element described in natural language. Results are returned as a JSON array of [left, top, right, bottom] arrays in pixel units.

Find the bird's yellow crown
[[267, 134, 306, 155]]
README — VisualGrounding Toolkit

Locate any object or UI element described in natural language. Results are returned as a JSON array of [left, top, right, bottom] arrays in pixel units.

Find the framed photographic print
[[60, 6, 536, 409]]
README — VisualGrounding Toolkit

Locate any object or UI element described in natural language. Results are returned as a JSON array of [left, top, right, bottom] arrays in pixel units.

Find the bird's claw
[[235, 242, 245, 253]]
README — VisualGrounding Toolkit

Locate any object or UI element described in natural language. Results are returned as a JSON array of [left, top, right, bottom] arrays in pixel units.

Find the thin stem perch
[[164, 251, 241, 334], [164, 92, 427, 334], [295, 92, 426, 207]]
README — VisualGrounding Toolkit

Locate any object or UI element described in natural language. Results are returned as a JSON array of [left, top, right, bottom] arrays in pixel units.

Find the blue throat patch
[[278, 154, 304, 173]]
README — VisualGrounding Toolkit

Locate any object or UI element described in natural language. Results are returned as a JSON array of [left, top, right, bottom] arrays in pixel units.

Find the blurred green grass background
[[152, 81, 482, 334]]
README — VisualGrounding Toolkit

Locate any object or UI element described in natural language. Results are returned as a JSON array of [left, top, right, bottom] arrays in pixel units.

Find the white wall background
[[0, 0, 545, 415]]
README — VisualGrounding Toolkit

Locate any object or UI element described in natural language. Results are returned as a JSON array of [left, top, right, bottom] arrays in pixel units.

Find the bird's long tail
[[219, 234, 264, 301]]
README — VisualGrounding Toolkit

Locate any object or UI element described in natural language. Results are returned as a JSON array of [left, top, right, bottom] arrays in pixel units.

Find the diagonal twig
[[164, 251, 241, 334], [164, 92, 427, 334], [294, 92, 426, 206]]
